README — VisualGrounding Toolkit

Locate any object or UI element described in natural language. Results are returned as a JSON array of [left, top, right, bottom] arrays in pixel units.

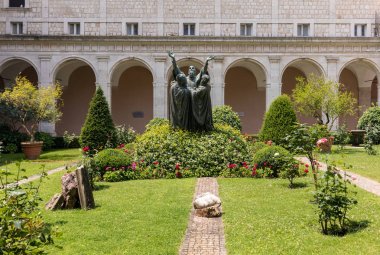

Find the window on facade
[[126, 23, 138, 35], [354, 24, 366, 37], [183, 23, 195, 36], [11, 22, 23, 35], [240, 24, 252, 36], [297, 24, 310, 36], [69, 23, 80, 35], [9, 0, 25, 7]]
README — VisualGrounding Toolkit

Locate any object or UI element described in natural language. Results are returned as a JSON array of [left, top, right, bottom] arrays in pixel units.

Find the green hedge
[[212, 105, 242, 131]]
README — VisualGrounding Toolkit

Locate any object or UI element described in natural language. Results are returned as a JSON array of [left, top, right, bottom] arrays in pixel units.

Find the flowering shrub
[[115, 125, 136, 145], [145, 117, 169, 131], [253, 145, 294, 178], [220, 162, 252, 178], [317, 137, 333, 153], [93, 148, 133, 179], [135, 123, 250, 177]]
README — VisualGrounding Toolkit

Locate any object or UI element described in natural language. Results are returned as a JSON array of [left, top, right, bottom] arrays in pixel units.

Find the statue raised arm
[[168, 50, 181, 79]]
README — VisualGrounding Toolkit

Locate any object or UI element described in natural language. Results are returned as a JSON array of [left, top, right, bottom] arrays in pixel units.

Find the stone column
[[326, 57, 339, 129], [211, 56, 224, 107], [38, 55, 56, 135], [378, 83, 380, 106], [358, 82, 372, 115], [96, 56, 111, 108], [153, 56, 168, 118], [266, 56, 281, 111]]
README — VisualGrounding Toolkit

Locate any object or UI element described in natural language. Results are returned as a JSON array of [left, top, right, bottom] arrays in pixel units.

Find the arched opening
[[54, 60, 96, 136], [0, 59, 38, 88], [224, 66, 266, 134], [111, 66, 153, 133], [281, 59, 325, 125], [339, 69, 359, 129]]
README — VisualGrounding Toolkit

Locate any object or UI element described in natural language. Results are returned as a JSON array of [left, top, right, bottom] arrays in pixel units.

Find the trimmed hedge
[[253, 145, 293, 177], [259, 95, 298, 145], [93, 148, 133, 178], [358, 106, 380, 144], [212, 105, 242, 131], [80, 87, 117, 154]]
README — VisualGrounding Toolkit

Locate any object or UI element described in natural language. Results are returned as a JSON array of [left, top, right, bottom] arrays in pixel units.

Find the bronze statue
[[168, 51, 214, 131]]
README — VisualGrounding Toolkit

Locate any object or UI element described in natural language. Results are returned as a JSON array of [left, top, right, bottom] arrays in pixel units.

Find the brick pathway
[[179, 177, 227, 255], [297, 157, 380, 196]]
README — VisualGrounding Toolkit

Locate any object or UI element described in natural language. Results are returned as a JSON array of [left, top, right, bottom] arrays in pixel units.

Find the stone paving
[[179, 177, 227, 255], [297, 157, 380, 196]]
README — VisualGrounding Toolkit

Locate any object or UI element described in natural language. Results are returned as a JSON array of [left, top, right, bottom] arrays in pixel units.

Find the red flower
[[304, 169, 309, 173], [251, 168, 257, 176], [124, 149, 129, 153], [153, 161, 159, 165], [266, 140, 273, 146], [263, 162, 267, 166], [82, 146, 90, 152], [175, 163, 181, 170], [175, 171, 182, 178], [228, 163, 237, 169], [305, 164, 309, 168]]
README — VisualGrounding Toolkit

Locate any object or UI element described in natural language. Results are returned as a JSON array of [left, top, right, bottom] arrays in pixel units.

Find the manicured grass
[[38, 174, 196, 255], [219, 178, 380, 255], [0, 148, 82, 182], [317, 145, 380, 182]]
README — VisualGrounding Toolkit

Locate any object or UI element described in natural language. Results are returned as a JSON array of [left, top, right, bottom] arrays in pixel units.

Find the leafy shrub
[[364, 126, 379, 155], [0, 164, 57, 254], [0, 124, 29, 153], [135, 123, 249, 177], [4, 143, 17, 154], [333, 125, 351, 150], [212, 105, 242, 131], [250, 141, 269, 155], [145, 118, 169, 131], [34, 132, 55, 151], [314, 164, 357, 235], [115, 125, 137, 145], [259, 95, 298, 145], [220, 162, 252, 178], [63, 131, 81, 148], [253, 145, 293, 177], [93, 148, 133, 179], [80, 87, 117, 155], [358, 106, 380, 144]]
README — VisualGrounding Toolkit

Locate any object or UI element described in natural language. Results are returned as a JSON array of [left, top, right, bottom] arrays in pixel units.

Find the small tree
[[292, 74, 356, 130], [259, 95, 298, 145], [0, 76, 62, 142], [80, 87, 116, 154]]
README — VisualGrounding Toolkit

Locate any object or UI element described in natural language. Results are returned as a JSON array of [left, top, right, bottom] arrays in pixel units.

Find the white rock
[[193, 192, 221, 209]]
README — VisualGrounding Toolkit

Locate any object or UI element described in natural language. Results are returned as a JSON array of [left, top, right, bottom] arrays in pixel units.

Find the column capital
[[38, 55, 52, 61], [268, 56, 281, 63], [154, 55, 167, 62], [96, 55, 110, 62], [213, 56, 224, 63], [326, 56, 338, 63]]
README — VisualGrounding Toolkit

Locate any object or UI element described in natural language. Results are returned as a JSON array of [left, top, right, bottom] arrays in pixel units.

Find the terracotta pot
[[21, 141, 43, 160]]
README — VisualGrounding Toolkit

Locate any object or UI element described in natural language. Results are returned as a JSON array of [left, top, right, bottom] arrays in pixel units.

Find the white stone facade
[[0, 0, 379, 134]]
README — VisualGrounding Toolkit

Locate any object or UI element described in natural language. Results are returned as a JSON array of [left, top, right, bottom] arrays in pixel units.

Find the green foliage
[[250, 141, 269, 155], [314, 164, 358, 235], [115, 125, 137, 145], [253, 145, 294, 178], [212, 105, 242, 131], [135, 123, 249, 177], [292, 74, 356, 130], [358, 106, 380, 145], [0, 163, 57, 254], [4, 143, 17, 154], [63, 131, 80, 148], [34, 132, 55, 151], [145, 118, 169, 131], [80, 87, 117, 154], [0, 124, 29, 153], [93, 148, 133, 179], [0, 76, 62, 142], [259, 95, 298, 145], [220, 162, 252, 178], [333, 125, 351, 150]]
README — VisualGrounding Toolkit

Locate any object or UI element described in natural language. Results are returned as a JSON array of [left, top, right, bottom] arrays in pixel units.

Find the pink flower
[[175, 163, 181, 170], [263, 162, 267, 166], [266, 140, 273, 146], [131, 162, 137, 170], [105, 166, 111, 171], [317, 138, 329, 146], [82, 146, 90, 152]]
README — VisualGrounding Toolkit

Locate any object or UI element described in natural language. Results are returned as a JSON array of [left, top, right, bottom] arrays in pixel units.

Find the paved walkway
[[297, 157, 380, 196], [179, 177, 227, 255]]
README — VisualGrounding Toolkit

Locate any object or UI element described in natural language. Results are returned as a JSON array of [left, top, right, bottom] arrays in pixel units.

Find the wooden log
[[76, 165, 95, 210]]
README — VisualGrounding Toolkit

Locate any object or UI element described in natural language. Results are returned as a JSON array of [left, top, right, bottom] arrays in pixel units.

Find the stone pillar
[[211, 56, 224, 107], [96, 56, 111, 108], [378, 83, 380, 106], [266, 56, 281, 111], [358, 83, 372, 115], [326, 57, 339, 130], [38, 55, 56, 135], [153, 56, 168, 118]]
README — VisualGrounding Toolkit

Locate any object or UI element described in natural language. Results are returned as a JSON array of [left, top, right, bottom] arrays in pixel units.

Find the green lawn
[[317, 145, 380, 182], [0, 148, 82, 182], [39, 174, 196, 255], [219, 178, 380, 255]]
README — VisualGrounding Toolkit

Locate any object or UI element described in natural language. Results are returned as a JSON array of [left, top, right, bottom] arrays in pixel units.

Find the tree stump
[[76, 166, 95, 210]]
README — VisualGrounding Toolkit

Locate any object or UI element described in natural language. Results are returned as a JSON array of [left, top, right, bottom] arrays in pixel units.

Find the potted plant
[[0, 76, 62, 159]]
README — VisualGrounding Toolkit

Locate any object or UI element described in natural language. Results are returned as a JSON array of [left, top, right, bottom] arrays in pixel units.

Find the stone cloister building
[[0, 0, 379, 134]]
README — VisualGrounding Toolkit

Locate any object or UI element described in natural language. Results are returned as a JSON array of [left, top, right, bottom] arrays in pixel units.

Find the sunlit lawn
[[317, 145, 380, 182], [219, 178, 380, 255], [38, 174, 196, 255], [0, 148, 82, 182]]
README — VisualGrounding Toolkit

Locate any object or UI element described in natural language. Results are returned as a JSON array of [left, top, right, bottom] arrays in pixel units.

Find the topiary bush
[[259, 95, 298, 145], [80, 87, 117, 154], [358, 106, 380, 144], [93, 148, 133, 179], [253, 145, 294, 177], [135, 123, 250, 177], [212, 105, 242, 131], [145, 117, 169, 131]]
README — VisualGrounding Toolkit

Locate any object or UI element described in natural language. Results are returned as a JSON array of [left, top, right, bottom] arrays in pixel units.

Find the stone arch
[[54, 58, 97, 135], [110, 59, 154, 133], [281, 58, 325, 125], [224, 58, 267, 134], [338, 58, 380, 129], [0, 57, 39, 89]]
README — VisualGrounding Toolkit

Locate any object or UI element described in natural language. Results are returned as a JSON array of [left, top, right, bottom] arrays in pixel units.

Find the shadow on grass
[[281, 182, 308, 189], [321, 219, 371, 236], [94, 184, 110, 191]]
